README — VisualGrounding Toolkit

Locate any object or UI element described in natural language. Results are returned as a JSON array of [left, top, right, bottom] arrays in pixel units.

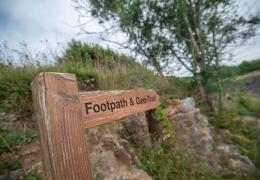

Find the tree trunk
[[159, 72, 169, 87], [195, 75, 217, 116]]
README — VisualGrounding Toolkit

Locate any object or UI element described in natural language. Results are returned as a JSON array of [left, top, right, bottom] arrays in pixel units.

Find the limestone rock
[[217, 143, 258, 175], [166, 101, 216, 165], [0, 114, 20, 131], [229, 155, 258, 174], [87, 126, 152, 180], [3, 123, 151, 179], [217, 144, 240, 155], [0, 169, 23, 180], [122, 113, 152, 148], [102, 135, 132, 166], [176, 97, 196, 113], [17, 141, 43, 175], [166, 98, 259, 176]]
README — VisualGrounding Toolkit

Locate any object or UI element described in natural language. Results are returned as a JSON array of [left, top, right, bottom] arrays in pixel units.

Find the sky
[[0, 0, 260, 71], [0, 0, 101, 55]]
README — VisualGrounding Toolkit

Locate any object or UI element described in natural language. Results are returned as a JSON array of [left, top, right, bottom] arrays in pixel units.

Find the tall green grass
[[133, 106, 221, 180], [0, 41, 161, 175], [0, 41, 160, 116], [211, 92, 260, 169]]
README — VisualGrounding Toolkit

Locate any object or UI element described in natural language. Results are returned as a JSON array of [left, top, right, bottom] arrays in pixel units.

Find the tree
[[73, 0, 260, 114]]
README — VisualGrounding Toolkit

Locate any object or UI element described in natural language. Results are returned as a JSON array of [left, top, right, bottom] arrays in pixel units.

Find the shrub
[[0, 65, 37, 114], [218, 59, 260, 79]]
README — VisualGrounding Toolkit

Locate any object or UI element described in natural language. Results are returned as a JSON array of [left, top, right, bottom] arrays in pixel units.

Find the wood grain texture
[[79, 89, 160, 128], [31, 72, 93, 180]]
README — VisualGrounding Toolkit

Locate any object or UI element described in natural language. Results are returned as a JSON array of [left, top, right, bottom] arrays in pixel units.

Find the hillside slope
[[1, 42, 260, 179], [231, 70, 260, 97]]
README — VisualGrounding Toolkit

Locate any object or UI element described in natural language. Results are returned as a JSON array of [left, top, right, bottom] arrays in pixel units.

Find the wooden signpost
[[31, 72, 159, 180]]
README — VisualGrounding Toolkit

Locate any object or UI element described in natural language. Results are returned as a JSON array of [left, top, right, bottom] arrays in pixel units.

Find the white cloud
[[0, 0, 260, 69], [0, 0, 105, 55]]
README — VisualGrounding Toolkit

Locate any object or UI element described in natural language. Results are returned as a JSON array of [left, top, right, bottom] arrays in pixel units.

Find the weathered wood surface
[[31, 73, 93, 180], [79, 89, 160, 128]]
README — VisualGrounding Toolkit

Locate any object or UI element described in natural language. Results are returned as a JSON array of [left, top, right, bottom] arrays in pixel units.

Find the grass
[[239, 95, 260, 114], [25, 171, 41, 180], [0, 129, 38, 153], [0, 155, 21, 174], [232, 70, 260, 82], [211, 106, 260, 169], [136, 143, 220, 180], [1, 40, 260, 178], [0, 55, 160, 115], [0, 41, 161, 177], [165, 76, 195, 99], [134, 106, 222, 180]]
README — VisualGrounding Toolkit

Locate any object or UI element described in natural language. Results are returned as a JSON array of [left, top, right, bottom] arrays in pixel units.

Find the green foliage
[[92, 155, 106, 180], [58, 40, 137, 70], [0, 155, 21, 174], [154, 105, 172, 134], [211, 107, 260, 169], [238, 60, 260, 74], [136, 143, 219, 180], [0, 65, 37, 114], [137, 105, 225, 179], [231, 134, 252, 147], [0, 40, 160, 115], [1, 38, 260, 178], [218, 59, 260, 79], [85, 0, 260, 115], [165, 76, 195, 99], [239, 95, 260, 114], [25, 171, 41, 180], [0, 129, 38, 153]]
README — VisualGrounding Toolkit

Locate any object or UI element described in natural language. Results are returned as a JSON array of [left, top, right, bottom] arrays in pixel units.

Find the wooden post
[[31, 72, 160, 179], [31, 73, 93, 180]]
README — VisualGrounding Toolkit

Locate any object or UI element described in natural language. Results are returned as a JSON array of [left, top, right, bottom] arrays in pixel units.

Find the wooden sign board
[[31, 72, 160, 180], [80, 89, 159, 128]]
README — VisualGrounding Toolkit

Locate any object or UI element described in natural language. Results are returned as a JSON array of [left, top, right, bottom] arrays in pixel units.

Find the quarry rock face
[[166, 98, 216, 165], [1, 98, 258, 179], [10, 124, 151, 180], [86, 125, 152, 180], [166, 98, 259, 176], [216, 143, 258, 174], [122, 112, 152, 148], [177, 97, 196, 113], [239, 74, 260, 97]]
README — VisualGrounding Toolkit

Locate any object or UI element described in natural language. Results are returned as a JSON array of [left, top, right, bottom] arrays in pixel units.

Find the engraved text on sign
[[79, 89, 159, 128]]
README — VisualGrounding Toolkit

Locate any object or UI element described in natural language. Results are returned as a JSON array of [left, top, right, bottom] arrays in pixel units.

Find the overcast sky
[[0, 0, 260, 70]]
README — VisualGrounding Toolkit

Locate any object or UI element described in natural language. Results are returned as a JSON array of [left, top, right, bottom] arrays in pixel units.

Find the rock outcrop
[[86, 125, 152, 180], [166, 97, 259, 176], [122, 113, 152, 148], [1, 97, 258, 179], [166, 98, 216, 165]]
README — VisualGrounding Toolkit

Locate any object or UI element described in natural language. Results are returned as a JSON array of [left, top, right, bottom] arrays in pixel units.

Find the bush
[[0, 40, 160, 115], [0, 65, 37, 114], [218, 59, 260, 79]]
